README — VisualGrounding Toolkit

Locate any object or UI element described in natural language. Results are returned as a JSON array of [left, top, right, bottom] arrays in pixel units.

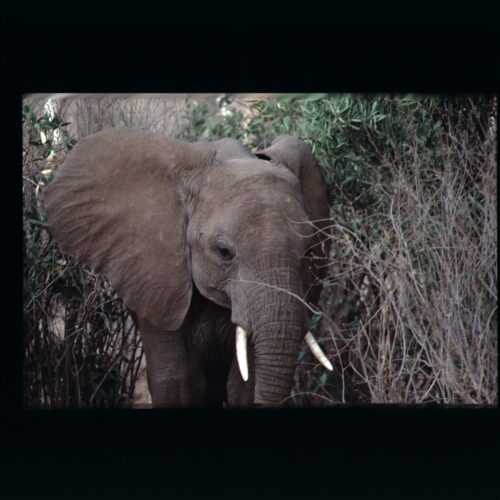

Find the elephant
[[43, 127, 332, 407]]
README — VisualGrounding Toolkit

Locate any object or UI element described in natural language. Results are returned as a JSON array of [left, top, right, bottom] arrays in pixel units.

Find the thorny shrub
[[23, 100, 145, 408], [311, 100, 497, 405]]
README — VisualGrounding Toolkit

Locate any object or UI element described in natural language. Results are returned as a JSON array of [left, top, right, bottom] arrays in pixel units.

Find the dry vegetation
[[293, 101, 497, 405], [22, 94, 497, 407], [22, 97, 179, 408]]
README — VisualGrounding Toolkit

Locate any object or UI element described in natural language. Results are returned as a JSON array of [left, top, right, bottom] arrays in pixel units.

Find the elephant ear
[[43, 128, 215, 331], [255, 135, 331, 303]]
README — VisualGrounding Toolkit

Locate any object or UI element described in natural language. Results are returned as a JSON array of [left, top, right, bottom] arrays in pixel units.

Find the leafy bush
[[174, 95, 246, 142], [311, 96, 497, 405]]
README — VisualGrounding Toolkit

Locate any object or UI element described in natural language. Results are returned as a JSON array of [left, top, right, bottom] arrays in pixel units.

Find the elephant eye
[[214, 241, 234, 261]]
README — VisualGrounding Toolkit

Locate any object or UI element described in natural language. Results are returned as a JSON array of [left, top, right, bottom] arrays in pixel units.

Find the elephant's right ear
[[255, 135, 331, 304], [43, 128, 215, 332]]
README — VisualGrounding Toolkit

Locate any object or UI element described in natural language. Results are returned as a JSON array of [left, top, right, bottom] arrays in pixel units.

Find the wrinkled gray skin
[[44, 128, 330, 407]]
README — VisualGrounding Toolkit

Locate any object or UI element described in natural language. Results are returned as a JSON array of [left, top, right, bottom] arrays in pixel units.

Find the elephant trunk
[[233, 254, 308, 406], [252, 320, 304, 405]]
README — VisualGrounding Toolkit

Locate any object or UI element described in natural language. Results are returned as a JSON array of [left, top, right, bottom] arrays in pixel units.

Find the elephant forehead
[[204, 160, 301, 198], [189, 160, 308, 238], [193, 171, 309, 240], [201, 176, 305, 220]]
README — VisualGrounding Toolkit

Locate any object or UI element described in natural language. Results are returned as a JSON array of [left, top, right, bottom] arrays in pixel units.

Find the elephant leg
[[137, 317, 207, 407], [186, 298, 233, 408]]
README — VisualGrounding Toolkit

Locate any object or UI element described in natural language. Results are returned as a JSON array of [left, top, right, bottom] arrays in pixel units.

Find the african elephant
[[43, 128, 332, 407]]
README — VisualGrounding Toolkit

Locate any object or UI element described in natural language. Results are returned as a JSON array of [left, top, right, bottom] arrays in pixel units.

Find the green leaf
[[301, 93, 327, 102], [283, 116, 290, 132], [308, 313, 323, 332], [342, 246, 351, 257], [39, 121, 52, 131]]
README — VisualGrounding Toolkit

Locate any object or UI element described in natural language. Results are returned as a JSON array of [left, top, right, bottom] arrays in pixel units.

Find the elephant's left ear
[[43, 128, 215, 332], [255, 135, 331, 302]]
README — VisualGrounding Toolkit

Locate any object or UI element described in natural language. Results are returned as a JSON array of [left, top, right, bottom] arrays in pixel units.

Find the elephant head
[[43, 128, 331, 406]]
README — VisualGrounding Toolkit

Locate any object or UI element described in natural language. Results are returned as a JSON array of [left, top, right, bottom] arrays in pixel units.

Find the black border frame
[[2, 14, 498, 498]]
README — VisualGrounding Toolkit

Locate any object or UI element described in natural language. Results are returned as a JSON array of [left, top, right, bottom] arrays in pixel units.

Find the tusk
[[236, 326, 249, 382], [305, 332, 333, 371]]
